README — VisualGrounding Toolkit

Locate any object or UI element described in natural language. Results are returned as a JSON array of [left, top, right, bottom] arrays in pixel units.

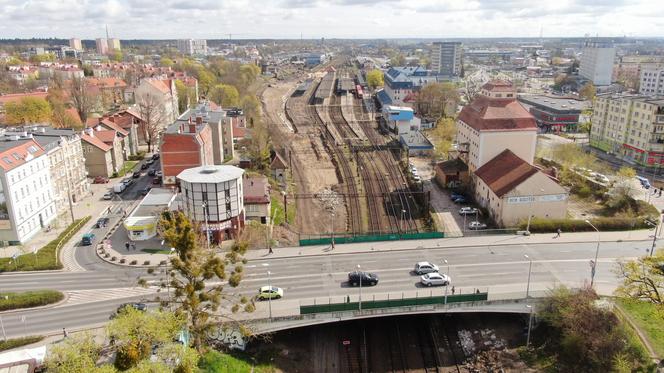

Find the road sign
[[342, 340, 350, 345]]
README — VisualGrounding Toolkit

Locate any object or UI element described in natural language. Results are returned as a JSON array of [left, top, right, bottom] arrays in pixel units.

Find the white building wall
[[579, 44, 615, 86], [640, 67, 664, 96]]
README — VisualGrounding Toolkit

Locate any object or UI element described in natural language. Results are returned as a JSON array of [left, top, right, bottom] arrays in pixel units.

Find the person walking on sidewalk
[[555, 228, 562, 238], [62, 328, 68, 338]]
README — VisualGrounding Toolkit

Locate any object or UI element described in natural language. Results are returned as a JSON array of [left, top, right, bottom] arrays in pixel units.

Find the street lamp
[[167, 247, 175, 310], [524, 254, 532, 299], [357, 264, 362, 312], [400, 209, 406, 233], [201, 202, 210, 250], [645, 219, 660, 257], [444, 259, 449, 305], [585, 220, 600, 287], [526, 305, 533, 348], [267, 270, 272, 321]]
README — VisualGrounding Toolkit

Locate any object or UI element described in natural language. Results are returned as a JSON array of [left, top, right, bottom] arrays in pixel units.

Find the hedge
[[0, 336, 44, 352], [520, 217, 651, 233], [0, 216, 91, 272], [0, 290, 64, 311]]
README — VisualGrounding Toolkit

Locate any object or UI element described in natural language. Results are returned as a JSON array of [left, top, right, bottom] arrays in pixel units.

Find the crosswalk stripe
[[62, 287, 159, 306]]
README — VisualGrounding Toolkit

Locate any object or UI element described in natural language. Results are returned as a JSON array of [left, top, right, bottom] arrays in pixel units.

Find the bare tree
[[69, 76, 95, 124], [137, 93, 165, 153]]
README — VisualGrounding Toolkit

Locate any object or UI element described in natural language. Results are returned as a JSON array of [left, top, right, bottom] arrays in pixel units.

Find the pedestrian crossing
[[62, 287, 159, 307]]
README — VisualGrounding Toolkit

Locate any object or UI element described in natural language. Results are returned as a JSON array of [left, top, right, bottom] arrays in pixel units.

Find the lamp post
[[167, 247, 175, 310], [526, 305, 533, 348], [267, 270, 272, 321], [201, 202, 210, 250], [444, 259, 449, 305], [357, 264, 362, 312], [525, 188, 545, 234], [645, 219, 660, 257], [400, 209, 406, 233], [585, 220, 600, 287], [524, 254, 532, 299]]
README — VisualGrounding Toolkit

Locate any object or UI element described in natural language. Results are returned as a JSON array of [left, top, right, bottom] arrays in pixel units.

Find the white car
[[156, 171, 163, 177], [595, 174, 609, 184], [414, 261, 439, 275], [420, 273, 451, 287], [458, 207, 479, 215], [469, 221, 487, 230]]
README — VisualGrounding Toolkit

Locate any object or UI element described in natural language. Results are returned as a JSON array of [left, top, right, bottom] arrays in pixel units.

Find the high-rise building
[[579, 40, 615, 86], [69, 38, 82, 51], [176, 39, 207, 56], [430, 42, 462, 77], [640, 67, 664, 96], [95, 38, 108, 55], [107, 38, 121, 52]]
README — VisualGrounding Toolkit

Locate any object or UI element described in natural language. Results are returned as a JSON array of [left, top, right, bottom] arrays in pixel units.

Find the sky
[[0, 0, 662, 39]]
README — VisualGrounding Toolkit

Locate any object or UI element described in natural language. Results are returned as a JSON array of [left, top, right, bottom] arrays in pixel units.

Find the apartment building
[[381, 66, 438, 106], [430, 42, 462, 77], [160, 113, 215, 185], [0, 139, 57, 244], [80, 130, 115, 177], [590, 94, 664, 166], [177, 39, 207, 56], [108, 38, 121, 51], [579, 40, 615, 86], [69, 38, 83, 51], [640, 67, 664, 96], [96, 38, 108, 55]]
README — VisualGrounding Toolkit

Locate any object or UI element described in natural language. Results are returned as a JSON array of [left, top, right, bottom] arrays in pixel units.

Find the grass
[[117, 161, 139, 177], [270, 194, 295, 226], [0, 216, 91, 272], [0, 336, 44, 352], [618, 298, 664, 357], [141, 248, 173, 255], [198, 350, 277, 373], [0, 290, 64, 311]]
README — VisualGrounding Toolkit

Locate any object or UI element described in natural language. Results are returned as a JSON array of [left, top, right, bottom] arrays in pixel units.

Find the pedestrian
[[107, 206, 112, 214], [125, 242, 130, 250], [346, 295, 350, 303], [268, 246, 273, 254], [659, 189, 662, 198], [555, 228, 561, 238], [131, 243, 136, 251], [451, 286, 455, 295], [63, 328, 68, 338]]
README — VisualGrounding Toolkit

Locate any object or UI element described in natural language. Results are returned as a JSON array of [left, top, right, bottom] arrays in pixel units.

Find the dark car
[[110, 302, 148, 319], [132, 171, 141, 178], [81, 233, 95, 246], [140, 187, 151, 195], [141, 163, 149, 170], [348, 271, 379, 286], [152, 177, 161, 185], [148, 169, 156, 176], [152, 153, 160, 160], [95, 217, 110, 228]]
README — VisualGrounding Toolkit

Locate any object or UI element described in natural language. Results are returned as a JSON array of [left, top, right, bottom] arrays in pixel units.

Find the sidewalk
[[244, 229, 655, 261]]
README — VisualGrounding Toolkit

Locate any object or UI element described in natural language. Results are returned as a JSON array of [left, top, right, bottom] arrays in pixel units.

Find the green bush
[[198, 350, 277, 373], [0, 290, 64, 311], [0, 216, 91, 272], [520, 217, 650, 233], [0, 336, 44, 352]]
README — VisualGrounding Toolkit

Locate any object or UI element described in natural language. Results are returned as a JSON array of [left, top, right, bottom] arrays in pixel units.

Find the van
[[81, 233, 95, 246]]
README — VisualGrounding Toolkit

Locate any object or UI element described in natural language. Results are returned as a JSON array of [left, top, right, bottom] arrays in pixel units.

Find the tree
[[111, 50, 123, 62], [48, 87, 82, 129], [241, 118, 271, 171], [137, 93, 165, 153], [579, 82, 596, 100], [415, 82, 460, 119], [389, 53, 406, 67], [240, 94, 261, 124], [69, 76, 95, 124], [160, 57, 175, 68], [615, 250, 664, 304], [174, 80, 195, 113], [195, 68, 215, 96], [430, 117, 456, 160], [158, 211, 248, 350], [209, 84, 239, 108], [605, 166, 638, 211], [45, 334, 110, 373], [366, 69, 384, 89], [3, 96, 52, 125]]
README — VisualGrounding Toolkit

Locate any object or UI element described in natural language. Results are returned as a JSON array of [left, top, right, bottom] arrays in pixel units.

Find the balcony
[[656, 115, 664, 124]]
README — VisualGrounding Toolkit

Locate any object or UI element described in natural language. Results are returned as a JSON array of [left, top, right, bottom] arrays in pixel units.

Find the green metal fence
[[299, 231, 444, 246], [300, 292, 488, 314]]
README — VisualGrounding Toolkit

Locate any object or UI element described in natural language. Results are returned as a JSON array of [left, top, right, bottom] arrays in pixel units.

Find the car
[[414, 261, 439, 275], [156, 171, 163, 177], [458, 207, 479, 215], [152, 153, 160, 160], [420, 272, 451, 287], [152, 177, 161, 185], [469, 221, 487, 230], [636, 176, 651, 189], [451, 192, 465, 200], [140, 163, 149, 170], [81, 233, 95, 246], [413, 175, 422, 183], [257, 286, 283, 300], [110, 302, 148, 319], [95, 217, 110, 228], [140, 187, 151, 195], [103, 192, 113, 200], [132, 171, 141, 178], [347, 271, 379, 286], [146, 159, 155, 166], [93, 176, 109, 184], [148, 169, 156, 176], [453, 197, 467, 204]]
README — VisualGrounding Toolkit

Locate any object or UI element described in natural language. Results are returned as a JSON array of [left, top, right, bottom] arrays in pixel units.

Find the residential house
[[100, 110, 141, 155], [86, 77, 127, 111], [80, 129, 114, 177], [243, 175, 271, 224], [159, 113, 215, 185], [88, 117, 133, 156], [133, 78, 179, 126], [92, 128, 126, 175]]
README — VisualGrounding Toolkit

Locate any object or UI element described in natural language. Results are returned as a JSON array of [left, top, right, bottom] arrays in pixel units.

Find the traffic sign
[[342, 340, 350, 345]]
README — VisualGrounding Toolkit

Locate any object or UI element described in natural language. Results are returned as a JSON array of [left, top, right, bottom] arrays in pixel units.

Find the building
[[518, 95, 590, 133], [382, 66, 439, 106], [95, 38, 109, 55], [160, 112, 215, 185], [243, 175, 271, 224], [456, 81, 537, 172], [124, 188, 176, 241], [270, 152, 288, 183], [301, 53, 326, 67], [434, 158, 469, 189], [579, 40, 615, 86], [69, 38, 83, 51], [590, 94, 664, 166], [430, 42, 462, 77], [382, 106, 420, 135], [473, 150, 568, 227], [177, 39, 207, 56], [90, 128, 126, 175], [177, 165, 245, 242], [133, 78, 180, 127], [80, 129, 114, 177], [0, 139, 57, 244], [640, 67, 664, 96], [107, 38, 121, 52], [101, 110, 142, 155], [399, 131, 434, 157]]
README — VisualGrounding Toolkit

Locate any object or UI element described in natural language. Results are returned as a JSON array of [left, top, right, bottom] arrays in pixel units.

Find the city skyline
[[0, 0, 662, 40]]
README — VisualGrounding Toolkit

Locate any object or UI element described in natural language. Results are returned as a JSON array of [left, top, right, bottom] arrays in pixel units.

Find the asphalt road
[[0, 239, 649, 339]]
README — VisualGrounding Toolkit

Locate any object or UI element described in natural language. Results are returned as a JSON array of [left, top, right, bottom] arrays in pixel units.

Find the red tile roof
[[482, 80, 515, 92], [86, 77, 127, 89], [457, 95, 537, 132], [99, 118, 129, 136], [146, 79, 171, 94], [474, 149, 539, 197], [94, 129, 117, 144], [242, 176, 270, 204], [0, 140, 46, 172], [270, 152, 288, 170], [81, 133, 112, 152]]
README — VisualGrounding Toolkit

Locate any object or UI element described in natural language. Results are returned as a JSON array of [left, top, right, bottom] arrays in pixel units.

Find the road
[[0, 238, 649, 339]]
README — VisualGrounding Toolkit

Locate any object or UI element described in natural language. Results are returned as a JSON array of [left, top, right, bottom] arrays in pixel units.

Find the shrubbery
[[0, 290, 64, 311], [521, 217, 650, 233], [0, 336, 44, 352]]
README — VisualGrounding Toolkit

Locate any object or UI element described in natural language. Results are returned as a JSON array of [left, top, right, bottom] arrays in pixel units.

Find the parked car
[[469, 221, 487, 230], [93, 176, 109, 184], [636, 176, 651, 189], [453, 197, 467, 204], [140, 163, 149, 170], [257, 286, 283, 300], [95, 217, 110, 228], [451, 192, 465, 200], [146, 159, 155, 166], [152, 177, 161, 185], [132, 171, 141, 178], [148, 169, 156, 176], [347, 271, 379, 286], [414, 261, 439, 275], [413, 175, 422, 183], [140, 187, 151, 196], [81, 233, 95, 246], [420, 273, 451, 287], [458, 207, 479, 215], [156, 171, 163, 177], [110, 302, 148, 319], [103, 192, 114, 200], [122, 178, 134, 186], [152, 153, 160, 160]]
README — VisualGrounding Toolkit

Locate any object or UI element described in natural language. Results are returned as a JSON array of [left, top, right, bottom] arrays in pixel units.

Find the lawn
[[117, 161, 139, 177], [270, 194, 295, 226], [618, 298, 664, 357], [0, 216, 91, 272], [0, 290, 64, 311], [0, 336, 44, 352], [141, 248, 173, 255]]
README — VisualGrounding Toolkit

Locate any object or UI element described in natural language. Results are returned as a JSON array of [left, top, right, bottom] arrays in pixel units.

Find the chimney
[[196, 116, 203, 125]]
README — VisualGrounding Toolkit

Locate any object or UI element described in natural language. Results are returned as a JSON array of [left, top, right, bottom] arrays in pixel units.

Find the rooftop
[[243, 176, 270, 204], [177, 165, 244, 184], [399, 131, 434, 150], [518, 95, 590, 113], [474, 150, 539, 197], [457, 95, 537, 132]]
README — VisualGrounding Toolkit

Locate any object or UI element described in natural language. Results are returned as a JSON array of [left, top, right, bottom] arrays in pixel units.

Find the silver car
[[420, 273, 451, 287], [414, 261, 439, 275]]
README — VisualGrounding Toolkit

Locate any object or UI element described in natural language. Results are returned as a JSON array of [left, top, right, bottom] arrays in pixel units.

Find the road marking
[[62, 287, 158, 307]]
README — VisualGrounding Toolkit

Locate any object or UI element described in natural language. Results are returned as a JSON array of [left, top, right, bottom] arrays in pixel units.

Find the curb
[[246, 236, 652, 262], [0, 292, 70, 315]]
